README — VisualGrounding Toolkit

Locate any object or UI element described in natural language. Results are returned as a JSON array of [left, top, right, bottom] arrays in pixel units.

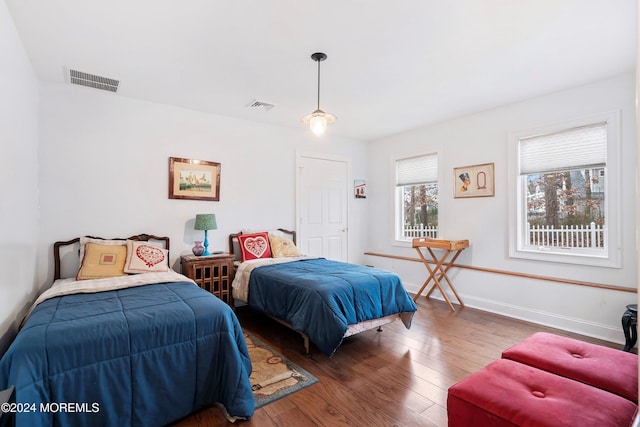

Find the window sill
[[392, 239, 414, 248], [509, 247, 621, 269]]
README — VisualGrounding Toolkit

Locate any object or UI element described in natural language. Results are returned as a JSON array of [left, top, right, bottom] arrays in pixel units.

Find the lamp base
[[202, 230, 210, 256]]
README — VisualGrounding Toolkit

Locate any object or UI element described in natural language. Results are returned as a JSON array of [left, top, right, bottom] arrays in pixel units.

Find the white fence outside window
[[403, 224, 438, 238], [527, 222, 604, 249]]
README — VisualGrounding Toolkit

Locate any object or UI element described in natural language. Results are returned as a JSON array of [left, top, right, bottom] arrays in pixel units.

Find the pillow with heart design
[[124, 239, 170, 274], [238, 232, 272, 262]]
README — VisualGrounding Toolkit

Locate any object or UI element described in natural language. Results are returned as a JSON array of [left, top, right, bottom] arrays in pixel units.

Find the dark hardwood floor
[[173, 297, 629, 427]]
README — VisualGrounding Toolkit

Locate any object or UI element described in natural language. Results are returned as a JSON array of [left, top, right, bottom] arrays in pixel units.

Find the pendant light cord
[[316, 59, 321, 111]]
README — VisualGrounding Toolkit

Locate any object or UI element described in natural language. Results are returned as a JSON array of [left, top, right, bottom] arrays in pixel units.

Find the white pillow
[[123, 239, 170, 274], [241, 228, 289, 238]]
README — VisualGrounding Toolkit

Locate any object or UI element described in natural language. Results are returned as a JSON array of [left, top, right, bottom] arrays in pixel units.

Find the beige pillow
[[124, 240, 169, 274], [269, 235, 301, 258], [76, 243, 128, 280]]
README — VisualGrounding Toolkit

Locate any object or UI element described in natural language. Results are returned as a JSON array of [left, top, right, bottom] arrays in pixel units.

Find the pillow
[[237, 229, 293, 260], [241, 228, 288, 238], [269, 234, 301, 258], [79, 236, 126, 261], [237, 232, 272, 261], [124, 240, 170, 274], [76, 243, 128, 280]]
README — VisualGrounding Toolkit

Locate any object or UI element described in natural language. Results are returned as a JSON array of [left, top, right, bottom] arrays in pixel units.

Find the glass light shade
[[302, 109, 336, 136], [310, 115, 327, 135]]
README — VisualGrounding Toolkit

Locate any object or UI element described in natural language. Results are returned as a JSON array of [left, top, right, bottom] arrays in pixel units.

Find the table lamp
[[194, 214, 217, 256]]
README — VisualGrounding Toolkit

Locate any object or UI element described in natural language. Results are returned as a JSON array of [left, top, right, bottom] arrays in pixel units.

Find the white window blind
[[396, 154, 438, 186], [519, 122, 607, 175]]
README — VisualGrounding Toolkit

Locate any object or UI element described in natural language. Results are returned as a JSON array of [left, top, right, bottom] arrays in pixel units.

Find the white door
[[297, 154, 349, 262]]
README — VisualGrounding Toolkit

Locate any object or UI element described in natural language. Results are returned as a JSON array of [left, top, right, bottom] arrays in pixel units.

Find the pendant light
[[302, 52, 336, 136]]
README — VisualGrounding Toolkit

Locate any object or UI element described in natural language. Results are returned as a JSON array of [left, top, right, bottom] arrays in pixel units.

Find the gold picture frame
[[453, 162, 495, 198], [169, 157, 221, 201]]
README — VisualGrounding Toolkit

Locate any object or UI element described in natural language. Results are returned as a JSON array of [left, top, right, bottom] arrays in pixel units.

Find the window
[[508, 111, 620, 267], [395, 153, 438, 243]]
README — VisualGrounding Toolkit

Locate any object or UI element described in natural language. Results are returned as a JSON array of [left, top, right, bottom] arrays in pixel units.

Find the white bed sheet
[[23, 271, 195, 325], [231, 256, 313, 302]]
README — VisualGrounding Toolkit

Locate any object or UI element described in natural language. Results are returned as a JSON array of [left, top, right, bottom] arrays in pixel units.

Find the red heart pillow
[[238, 232, 272, 261]]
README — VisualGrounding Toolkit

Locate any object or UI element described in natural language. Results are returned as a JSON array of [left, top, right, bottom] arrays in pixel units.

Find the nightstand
[[181, 253, 235, 308]]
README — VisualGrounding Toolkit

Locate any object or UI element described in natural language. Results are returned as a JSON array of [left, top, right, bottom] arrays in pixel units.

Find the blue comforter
[[0, 281, 254, 426], [248, 258, 417, 356]]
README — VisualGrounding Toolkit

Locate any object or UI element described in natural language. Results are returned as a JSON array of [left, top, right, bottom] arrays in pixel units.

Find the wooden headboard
[[54, 233, 170, 281], [228, 228, 296, 261]]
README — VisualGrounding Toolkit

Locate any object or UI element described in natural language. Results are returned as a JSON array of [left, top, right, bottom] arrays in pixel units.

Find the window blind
[[519, 122, 606, 175], [396, 154, 438, 186]]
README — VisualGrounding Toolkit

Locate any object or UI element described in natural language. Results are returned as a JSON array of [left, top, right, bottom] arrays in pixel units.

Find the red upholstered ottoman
[[502, 332, 638, 402], [447, 359, 638, 427]]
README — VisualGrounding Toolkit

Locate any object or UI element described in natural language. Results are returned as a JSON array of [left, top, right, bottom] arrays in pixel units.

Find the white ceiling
[[6, 0, 637, 141]]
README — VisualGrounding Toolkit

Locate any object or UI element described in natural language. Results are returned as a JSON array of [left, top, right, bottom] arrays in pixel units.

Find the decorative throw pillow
[[76, 243, 128, 280], [79, 236, 126, 261], [123, 240, 170, 274], [269, 234, 301, 258], [237, 232, 272, 261]]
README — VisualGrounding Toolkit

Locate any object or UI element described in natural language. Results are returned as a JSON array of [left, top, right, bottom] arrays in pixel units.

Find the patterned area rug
[[244, 333, 319, 408]]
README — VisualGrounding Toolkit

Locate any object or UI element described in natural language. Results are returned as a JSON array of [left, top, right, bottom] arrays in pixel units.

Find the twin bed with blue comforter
[[0, 235, 255, 426], [231, 230, 418, 357]]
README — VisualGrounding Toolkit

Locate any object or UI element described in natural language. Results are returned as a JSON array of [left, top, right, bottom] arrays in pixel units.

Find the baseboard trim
[[406, 282, 625, 346]]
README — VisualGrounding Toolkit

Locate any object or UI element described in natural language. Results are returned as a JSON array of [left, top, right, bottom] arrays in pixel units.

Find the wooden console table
[[412, 237, 469, 311]]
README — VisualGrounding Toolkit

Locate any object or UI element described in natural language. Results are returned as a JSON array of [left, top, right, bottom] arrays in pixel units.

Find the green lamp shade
[[194, 214, 217, 231]]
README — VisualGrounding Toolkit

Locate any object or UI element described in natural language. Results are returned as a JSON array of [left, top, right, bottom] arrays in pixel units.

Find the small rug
[[244, 333, 319, 408]]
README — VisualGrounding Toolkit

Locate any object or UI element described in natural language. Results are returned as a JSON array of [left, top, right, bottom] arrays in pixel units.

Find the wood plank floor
[[172, 298, 629, 427]]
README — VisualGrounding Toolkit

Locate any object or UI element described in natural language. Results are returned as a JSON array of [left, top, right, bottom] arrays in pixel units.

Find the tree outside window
[[509, 112, 620, 267], [526, 168, 605, 248], [402, 183, 438, 239], [395, 153, 438, 241]]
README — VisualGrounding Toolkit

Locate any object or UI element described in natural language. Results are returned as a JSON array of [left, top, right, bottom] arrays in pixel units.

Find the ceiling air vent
[[247, 99, 275, 111], [69, 69, 119, 93]]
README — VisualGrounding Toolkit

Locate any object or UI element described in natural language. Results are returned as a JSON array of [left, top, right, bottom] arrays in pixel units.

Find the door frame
[[295, 151, 352, 262]]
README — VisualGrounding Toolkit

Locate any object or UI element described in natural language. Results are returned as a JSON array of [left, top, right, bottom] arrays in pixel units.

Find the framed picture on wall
[[354, 180, 366, 198], [169, 157, 221, 201], [453, 162, 495, 198]]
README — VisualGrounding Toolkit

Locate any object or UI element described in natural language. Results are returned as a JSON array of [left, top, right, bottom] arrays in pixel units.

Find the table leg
[[412, 240, 467, 312], [622, 308, 637, 351], [437, 250, 465, 308], [413, 246, 465, 311], [422, 249, 456, 311], [425, 248, 449, 296], [412, 248, 439, 302]]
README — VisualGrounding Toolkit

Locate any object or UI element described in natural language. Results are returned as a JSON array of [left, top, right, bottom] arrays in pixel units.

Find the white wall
[[365, 72, 637, 344], [0, 1, 39, 353], [2, 0, 635, 354], [36, 83, 368, 287]]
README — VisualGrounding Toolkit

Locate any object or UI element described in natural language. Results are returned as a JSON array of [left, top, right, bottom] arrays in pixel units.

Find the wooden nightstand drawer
[[181, 254, 235, 308]]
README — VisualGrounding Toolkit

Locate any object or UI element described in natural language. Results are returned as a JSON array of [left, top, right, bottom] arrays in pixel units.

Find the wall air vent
[[69, 69, 119, 93], [247, 99, 275, 111]]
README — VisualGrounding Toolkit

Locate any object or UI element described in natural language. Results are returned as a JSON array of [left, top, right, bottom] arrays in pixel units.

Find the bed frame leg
[[377, 326, 383, 332], [302, 335, 310, 356]]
